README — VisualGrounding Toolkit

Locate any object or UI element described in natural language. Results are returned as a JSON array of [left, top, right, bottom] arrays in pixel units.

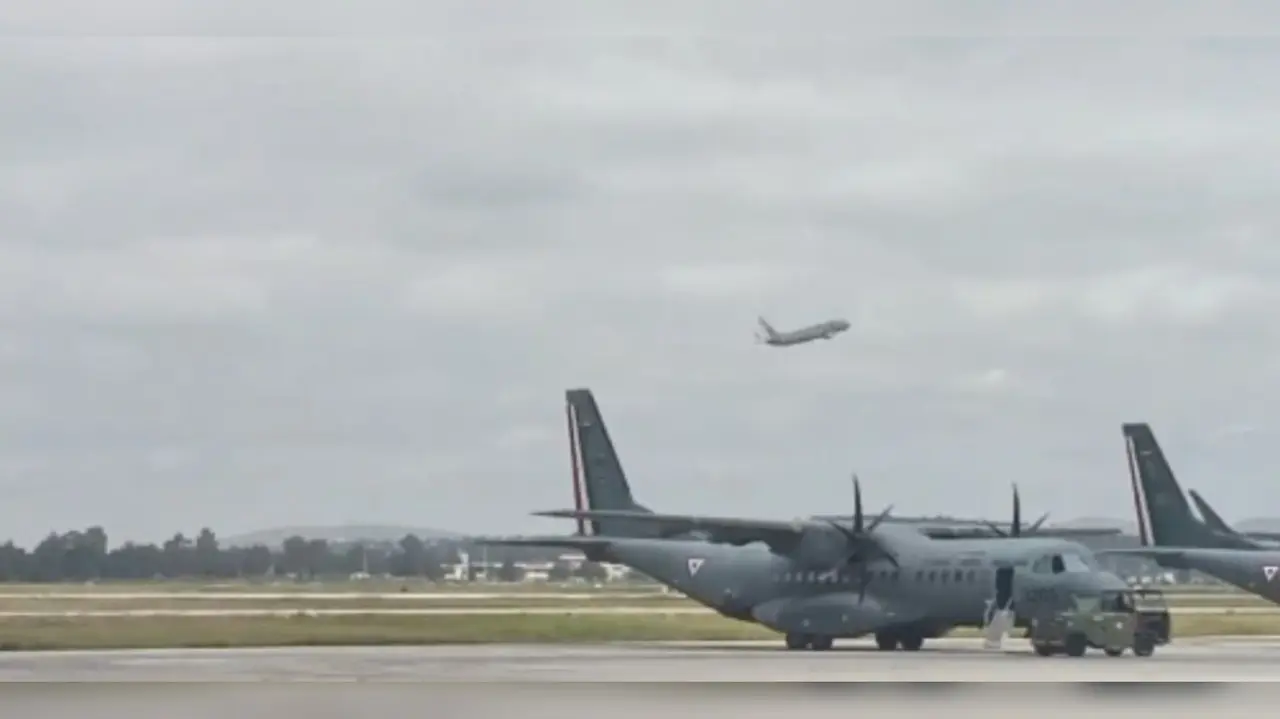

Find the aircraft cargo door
[[994, 566, 1014, 611]]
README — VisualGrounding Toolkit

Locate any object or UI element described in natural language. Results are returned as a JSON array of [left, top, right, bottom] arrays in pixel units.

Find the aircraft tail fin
[[1122, 423, 1216, 548], [1188, 489, 1271, 547], [756, 316, 780, 342], [1188, 489, 1234, 535], [565, 388, 658, 539]]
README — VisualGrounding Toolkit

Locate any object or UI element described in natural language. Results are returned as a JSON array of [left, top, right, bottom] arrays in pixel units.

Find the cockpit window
[[1050, 555, 1065, 573]]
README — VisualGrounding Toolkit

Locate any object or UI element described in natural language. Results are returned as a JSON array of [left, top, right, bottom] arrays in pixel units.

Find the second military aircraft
[[1099, 423, 1280, 605]]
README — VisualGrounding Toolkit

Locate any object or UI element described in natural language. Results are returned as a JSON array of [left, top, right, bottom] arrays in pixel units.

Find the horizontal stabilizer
[[472, 535, 615, 552], [535, 507, 807, 534], [533, 507, 812, 553]]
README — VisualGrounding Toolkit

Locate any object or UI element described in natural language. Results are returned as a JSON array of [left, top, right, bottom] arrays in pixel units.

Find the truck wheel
[[1104, 647, 1124, 657], [1064, 633, 1087, 657], [1033, 643, 1055, 657], [1133, 636, 1155, 657]]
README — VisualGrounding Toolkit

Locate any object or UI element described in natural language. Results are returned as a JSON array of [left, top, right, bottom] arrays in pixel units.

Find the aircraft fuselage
[[594, 531, 1128, 639]]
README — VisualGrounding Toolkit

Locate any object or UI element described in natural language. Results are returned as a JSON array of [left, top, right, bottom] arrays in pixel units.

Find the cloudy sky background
[[3, 29, 1280, 544]]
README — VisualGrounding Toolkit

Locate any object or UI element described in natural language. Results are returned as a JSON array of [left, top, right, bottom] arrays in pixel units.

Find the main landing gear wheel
[[784, 633, 835, 651], [873, 631, 924, 651], [785, 633, 809, 650]]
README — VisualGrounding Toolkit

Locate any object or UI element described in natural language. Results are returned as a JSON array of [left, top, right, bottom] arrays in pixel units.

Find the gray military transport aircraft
[[478, 388, 1135, 652], [755, 316, 850, 346], [1097, 423, 1280, 605]]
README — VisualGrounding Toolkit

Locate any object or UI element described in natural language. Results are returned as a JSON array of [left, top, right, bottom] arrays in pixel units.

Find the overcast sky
[[4, 28, 1280, 545]]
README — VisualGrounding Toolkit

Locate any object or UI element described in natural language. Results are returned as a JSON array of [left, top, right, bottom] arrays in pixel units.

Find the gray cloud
[[3, 28, 1280, 544]]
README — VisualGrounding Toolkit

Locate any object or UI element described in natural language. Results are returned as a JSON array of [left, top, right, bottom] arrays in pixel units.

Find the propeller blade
[[983, 521, 1008, 538], [1012, 483, 1022, 538], [1028, 513, 1049, 533], [853, 474, 864, 534], [826, 520, 857, 542], [866, 505, 894, 533]]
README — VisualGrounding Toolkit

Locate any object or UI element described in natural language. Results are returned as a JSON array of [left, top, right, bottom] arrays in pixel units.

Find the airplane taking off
[[1097, 423, 1280, 605], [479, 388, 1137, 653], [755, 316, 850, 346]]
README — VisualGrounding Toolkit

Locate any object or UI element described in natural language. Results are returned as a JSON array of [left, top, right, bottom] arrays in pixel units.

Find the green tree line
[[0, 527, 481, 582]]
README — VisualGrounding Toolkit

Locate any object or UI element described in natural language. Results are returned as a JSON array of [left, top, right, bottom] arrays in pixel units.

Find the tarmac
[[0, 605, 1262, 617], [3, 638, 1276, 716], [0, 636, 1277, 681]]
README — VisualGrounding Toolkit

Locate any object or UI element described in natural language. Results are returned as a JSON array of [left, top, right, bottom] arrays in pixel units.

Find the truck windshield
[[1072, 595, 1101, 612]]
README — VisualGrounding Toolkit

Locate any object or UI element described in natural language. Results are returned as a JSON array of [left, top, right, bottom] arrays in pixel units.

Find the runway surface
[[6, 639, 1277, 717], [0, 636, 1278, 681], [0, 605, 1265, 617]]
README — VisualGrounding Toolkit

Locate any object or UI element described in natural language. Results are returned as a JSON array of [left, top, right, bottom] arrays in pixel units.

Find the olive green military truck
[[1028, 588, 1170, 657]]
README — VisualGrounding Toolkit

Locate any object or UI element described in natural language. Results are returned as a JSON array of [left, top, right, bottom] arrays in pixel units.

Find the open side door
[[983, 564, 1017, 649]]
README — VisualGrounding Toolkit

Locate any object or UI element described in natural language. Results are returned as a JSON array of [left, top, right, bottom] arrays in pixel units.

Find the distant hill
[[1235, 518, 1280, 533], [223, 525, 462, 548], [1048, 517, 1137, 534]]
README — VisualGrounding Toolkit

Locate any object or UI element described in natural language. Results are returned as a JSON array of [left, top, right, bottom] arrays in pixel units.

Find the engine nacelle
[[789, 526, 854, 569]]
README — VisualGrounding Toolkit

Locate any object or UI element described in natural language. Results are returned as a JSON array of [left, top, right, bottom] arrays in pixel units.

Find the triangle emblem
[[1264, 566, 1278, 582], [687, 558, 705, 577]]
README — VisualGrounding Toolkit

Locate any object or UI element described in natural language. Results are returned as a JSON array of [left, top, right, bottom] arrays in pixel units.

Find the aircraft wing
[[533, 508, 810, 554], [817, 514, 1121, 539], [1095, 547, 1191, 562]]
